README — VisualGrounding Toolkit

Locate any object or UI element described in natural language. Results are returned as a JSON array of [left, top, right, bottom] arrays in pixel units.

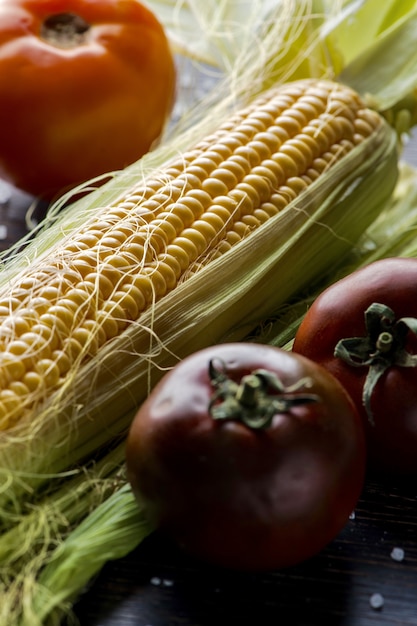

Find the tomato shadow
[[73, 526, 356, 626], [135, 532, 354, 626], [72, 466, 417, 626]]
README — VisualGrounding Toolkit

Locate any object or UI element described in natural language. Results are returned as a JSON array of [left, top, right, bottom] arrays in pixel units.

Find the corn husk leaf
[[147, 0, 417, 122], [338, 7, 417, 114], [320, 0, 417, 65], [32, 483, 150, 626], [0, 443, 126, 626], [251, 158, 417, 347], [144, 0, 288, 66]]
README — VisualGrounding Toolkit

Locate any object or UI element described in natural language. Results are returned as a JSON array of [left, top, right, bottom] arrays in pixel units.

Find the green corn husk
[[252, 158, 417, 349], [149, 0, 417, 115], [0, 443, 126, 626], [32, 484, 150, 626], [0, 117, 398, 520]]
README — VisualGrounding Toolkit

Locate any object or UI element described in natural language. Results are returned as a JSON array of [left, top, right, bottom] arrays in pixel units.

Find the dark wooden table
[[1, 140, 417, 626], [74, 475, 417, 626]]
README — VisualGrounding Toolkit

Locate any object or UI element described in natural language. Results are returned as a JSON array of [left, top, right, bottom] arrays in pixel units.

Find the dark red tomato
[[126, 342, 365, 571], [293, 257, 417, 475]]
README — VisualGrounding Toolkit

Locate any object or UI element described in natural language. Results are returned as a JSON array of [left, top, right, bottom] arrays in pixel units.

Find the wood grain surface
[[1, 126, 417, 626]]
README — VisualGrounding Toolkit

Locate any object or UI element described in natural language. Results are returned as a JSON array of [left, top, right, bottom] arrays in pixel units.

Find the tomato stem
[[40, 13, 90, 49], [376, 331, 393, 353], [235, 375, 262, 408], [334, 302, 417, 425], [208, 359, 319, 429]]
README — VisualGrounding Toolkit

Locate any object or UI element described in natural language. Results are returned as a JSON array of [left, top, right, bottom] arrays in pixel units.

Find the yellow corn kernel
[[34, 359, 61, 388]]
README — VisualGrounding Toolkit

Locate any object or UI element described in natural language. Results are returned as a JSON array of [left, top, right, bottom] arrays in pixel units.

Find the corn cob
[[0, 78, 398, 516], [0, 80, 385, 422]]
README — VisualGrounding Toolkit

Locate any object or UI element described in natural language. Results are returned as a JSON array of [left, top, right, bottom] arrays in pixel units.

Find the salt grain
[[150, 576, 174, 588], [369, 593, 384, 610], [390, 547, 405, 562]]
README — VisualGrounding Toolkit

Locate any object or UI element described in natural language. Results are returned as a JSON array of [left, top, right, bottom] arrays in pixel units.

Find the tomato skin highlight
[[0, 0, 175, 199], [126, 343, 365, 571], [293, 257, 417, 476]]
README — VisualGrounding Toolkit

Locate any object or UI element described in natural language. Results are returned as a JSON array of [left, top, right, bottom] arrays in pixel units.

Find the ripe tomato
[[293, 257, 417, 475], [0, 0, 175, 200], [126, 343, 365, 571]]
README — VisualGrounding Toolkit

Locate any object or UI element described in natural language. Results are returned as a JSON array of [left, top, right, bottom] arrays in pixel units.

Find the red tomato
[[293, 257, 417, 475], [0, 0, 175, 199], [126, 343, 365, 571]]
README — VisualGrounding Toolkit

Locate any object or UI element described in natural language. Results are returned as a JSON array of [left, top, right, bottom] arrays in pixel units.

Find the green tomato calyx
[[334, 302, 417, 425], [208, 359, 319, 429]]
